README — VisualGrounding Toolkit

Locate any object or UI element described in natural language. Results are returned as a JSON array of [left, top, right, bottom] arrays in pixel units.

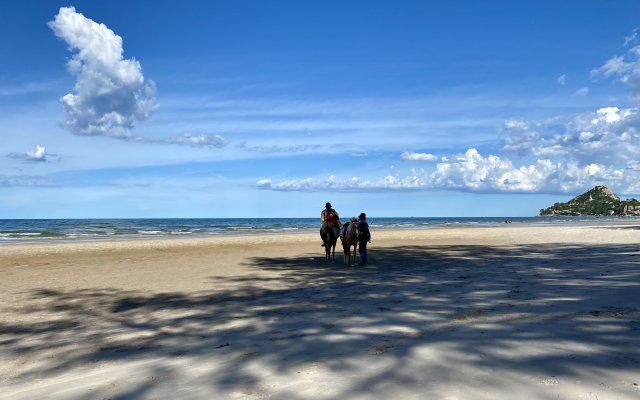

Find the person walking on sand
[[357, 212, 371, 265], [320, 202, 341, 246]]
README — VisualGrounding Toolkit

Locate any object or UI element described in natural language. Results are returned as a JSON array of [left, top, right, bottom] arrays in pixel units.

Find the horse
[[321, 222, 338, 263], [340, 221, 359, 266]]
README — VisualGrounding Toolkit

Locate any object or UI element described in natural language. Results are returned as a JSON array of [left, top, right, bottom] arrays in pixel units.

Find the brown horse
[[340, 221, 359, 266], [321, 222, 338, 263]]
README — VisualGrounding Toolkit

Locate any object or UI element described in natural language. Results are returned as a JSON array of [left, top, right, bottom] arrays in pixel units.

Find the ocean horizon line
[[0, 216, 539, 220], [2, 216, 639, 244]]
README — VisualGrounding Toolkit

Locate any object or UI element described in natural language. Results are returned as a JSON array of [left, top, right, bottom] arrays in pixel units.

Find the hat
[[359, 212, 366, 219], [325, 202, 332, 208], [351, 217, 358, 222]]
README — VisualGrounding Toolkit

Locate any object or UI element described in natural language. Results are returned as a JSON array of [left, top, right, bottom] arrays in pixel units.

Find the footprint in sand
[[370, 341, 396, 355], [541, 377, 559, 386]]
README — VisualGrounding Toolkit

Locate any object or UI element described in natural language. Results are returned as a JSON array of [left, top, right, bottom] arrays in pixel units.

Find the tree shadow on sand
[[2, 244, 640, 398]]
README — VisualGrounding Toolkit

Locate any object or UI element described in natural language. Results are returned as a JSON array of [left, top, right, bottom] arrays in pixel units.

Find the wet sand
[[1, 225, 639, 399]]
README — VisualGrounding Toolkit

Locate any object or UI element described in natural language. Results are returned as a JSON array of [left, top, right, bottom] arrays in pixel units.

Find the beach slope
[[1, 225, 639, 399]]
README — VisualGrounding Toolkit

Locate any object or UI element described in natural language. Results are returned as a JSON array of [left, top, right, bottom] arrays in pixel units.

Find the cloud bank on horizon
[[259, 35, 640, 195]]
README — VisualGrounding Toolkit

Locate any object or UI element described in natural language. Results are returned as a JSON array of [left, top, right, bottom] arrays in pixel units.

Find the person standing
[[357, 212, 371, 265]]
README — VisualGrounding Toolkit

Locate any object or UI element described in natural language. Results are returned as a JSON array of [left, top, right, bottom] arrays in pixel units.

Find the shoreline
[[3, 222, 640, 263], [2, 218, 640, 249], [3, 216, 640, 246]]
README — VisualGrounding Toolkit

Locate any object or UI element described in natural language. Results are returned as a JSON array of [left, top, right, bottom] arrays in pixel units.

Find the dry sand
[[1, 225, 639, 399]]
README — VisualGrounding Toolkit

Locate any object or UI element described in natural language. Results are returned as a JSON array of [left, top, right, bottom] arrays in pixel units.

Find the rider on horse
[[320, 202, 341, 246]]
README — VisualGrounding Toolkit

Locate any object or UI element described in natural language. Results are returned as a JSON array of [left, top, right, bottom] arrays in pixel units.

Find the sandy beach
[[1, 224, 639, 399]]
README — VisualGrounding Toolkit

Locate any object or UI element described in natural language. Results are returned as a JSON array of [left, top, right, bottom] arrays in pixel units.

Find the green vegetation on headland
[[539, 185, 640, 216]]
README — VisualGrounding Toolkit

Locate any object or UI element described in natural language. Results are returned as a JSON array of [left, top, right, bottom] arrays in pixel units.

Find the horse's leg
[[325, 237, 330, 263], [343, 244, 347, 266], [345, 244, 350, 266], [352, 244, 358, 266], [329, 245, 336, 262], [344, 240, 350, 266]]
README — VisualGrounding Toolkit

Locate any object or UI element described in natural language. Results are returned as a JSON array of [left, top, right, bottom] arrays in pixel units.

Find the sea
[[0, 216, 638, 243]]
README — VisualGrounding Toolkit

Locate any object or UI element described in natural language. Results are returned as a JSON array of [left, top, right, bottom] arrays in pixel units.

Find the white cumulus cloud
[[26, 145, 47, 162], [429, 149, 619, 193], [593, 106, 631, 124], [401, 151, 438, 161], [7, 145, 52, 163], [503, 106, 640, 166], [257, 148, 620, 194], [48, 7, 157, 138], [428, 148, 547, 192], [503, 119, 529, 130], [256, 179, 272, 188]]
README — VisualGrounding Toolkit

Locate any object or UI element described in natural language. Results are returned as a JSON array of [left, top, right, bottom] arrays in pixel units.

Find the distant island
[[539, 185, 640, 216]]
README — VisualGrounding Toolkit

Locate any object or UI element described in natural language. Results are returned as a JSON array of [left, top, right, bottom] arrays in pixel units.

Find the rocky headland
[[539, 185, 640, 216]]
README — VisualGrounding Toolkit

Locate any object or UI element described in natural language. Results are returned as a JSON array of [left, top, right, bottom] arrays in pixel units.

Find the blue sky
[[1, 1, 640, 218]]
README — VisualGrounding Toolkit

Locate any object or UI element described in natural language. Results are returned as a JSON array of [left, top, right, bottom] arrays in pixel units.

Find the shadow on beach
[[2, 243, 640, 398]]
